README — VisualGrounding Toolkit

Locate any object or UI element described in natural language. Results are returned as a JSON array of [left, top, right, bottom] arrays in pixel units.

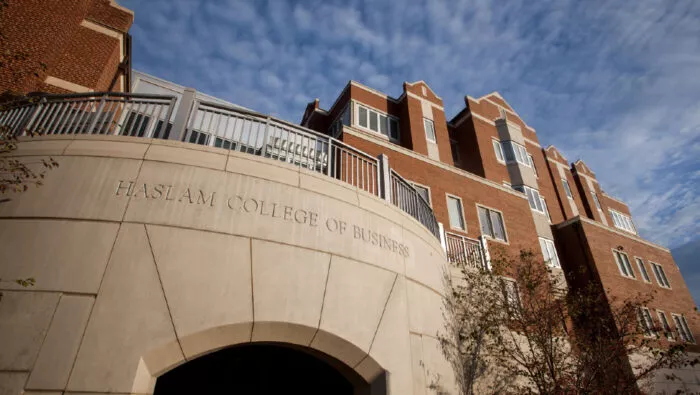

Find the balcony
[[0, 92, 439, 239], [445, 232, 488, 270]]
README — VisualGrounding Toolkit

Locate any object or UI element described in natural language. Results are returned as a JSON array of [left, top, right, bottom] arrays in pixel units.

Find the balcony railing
[[445, 232, 487, 270], [0, 92, 439, 238]]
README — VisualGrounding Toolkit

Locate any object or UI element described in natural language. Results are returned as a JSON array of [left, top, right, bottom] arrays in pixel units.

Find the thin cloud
[[122, 0, 700, 248]]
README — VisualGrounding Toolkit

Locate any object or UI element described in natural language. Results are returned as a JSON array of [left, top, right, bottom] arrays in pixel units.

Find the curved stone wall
[[0, 135, 456, 394]]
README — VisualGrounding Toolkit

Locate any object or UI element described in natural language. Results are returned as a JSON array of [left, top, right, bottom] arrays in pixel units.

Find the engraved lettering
[[283, 206, 293, 220], [308, 212, 318, 227], [271, 203, 282, 218], [294, 209, 307, 224], [243, 198, 258, 213], [165, 185, 175, 201], [152, 184, 165, 199], [133, 183, 148, 199], [115, 180, 134, 197], [179, 188, 194, 204], [197, 190, 215, 207]]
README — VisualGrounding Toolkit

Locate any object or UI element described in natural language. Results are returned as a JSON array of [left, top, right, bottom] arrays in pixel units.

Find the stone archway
[[139, 322, 388, 395], [153, 342, 376, 395]]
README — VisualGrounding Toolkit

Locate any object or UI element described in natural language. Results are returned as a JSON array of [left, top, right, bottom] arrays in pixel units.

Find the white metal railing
[[445, 232, 487, 269], [0, 93, 176, 138], [389, 169, 440, 238]]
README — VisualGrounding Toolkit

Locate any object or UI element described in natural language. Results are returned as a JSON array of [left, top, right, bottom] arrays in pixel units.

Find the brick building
[[0, 0, 133, 96], [301, 79, 699, 391]]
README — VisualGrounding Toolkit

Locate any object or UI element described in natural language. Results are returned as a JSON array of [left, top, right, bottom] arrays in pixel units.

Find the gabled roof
[[464, 91, 536, 133], [545, 145, 568, 163], [573, 159, 596, 176], [404, 80, 442, 101]]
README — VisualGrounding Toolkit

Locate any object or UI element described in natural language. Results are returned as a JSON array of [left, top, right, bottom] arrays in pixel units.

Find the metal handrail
[[389, 169, 440, 238], [0, 92, 439, 239], [445, 232, 486, 269]]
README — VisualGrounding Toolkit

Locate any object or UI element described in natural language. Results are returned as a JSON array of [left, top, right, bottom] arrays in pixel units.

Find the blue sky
[[121, 0, 700, 251]]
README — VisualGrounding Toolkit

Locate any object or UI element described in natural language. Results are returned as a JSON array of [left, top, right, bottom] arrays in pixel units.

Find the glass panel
[[562, 179, 573, 198], [358, 106, 368, 128], [342, 106, 350, 125], [413, 185, 430, 204], [379, 114, 388, 136], [493, 140, 504, 161], [546, 241, 559, 267], [424, 119, 436, 142], [636, 259, 650, 282], [540, 238, 551, 263], [369, 111, 378, 131], [503, 142, 515, 162], [448, 197, 465, 230], [490, 211, 506, 241], [592, 192, 602, 210], [478, 207, 492, 237], [389, 118, 399, 140]]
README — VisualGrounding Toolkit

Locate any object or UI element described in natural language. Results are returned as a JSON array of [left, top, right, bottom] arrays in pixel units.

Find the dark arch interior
[[154, 342, 365, 395]]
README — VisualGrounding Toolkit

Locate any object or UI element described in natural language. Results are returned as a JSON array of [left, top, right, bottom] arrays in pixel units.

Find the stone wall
[[0, 135, 455, 394]]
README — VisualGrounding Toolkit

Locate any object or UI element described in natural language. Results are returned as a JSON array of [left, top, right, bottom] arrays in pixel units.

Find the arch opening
[[153, 342, 384, 395]]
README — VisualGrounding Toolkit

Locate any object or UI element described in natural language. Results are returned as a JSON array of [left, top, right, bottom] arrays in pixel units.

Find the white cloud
[[122, 0, 700, 247]]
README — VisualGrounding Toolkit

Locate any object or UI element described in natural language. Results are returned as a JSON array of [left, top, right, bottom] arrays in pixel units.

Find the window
[[447, 195, 465, 231], [612, 250, 635, 279], [501, 278, 520, 315], [355, 104, 399, 141], [671, 314, 696, 343], [187, 130, 210, 146], [493, 140, 505, 163], [650, 262, 671, 288], [514, 185, 546, 214], [477, 206, 507, 242], [411, 183, 431, 206], [329, 105, 350, 138], [635, 258, 651, 283], [214, 136, 236, 150], [591, 191, 602, 211], [502, 141, 530, 167], [561, 178, 573, 199], [529, 155, 538, 177], [541, 198, 551, 222], [637, 307, 656, 337], [424, 118, 436, 142], [610, 209, 636, 234], [657, 311, 674, 341], [539, 238, 560, 268]]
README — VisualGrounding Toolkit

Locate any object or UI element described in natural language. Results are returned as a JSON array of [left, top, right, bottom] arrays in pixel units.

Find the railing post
[[169, 88, 197, 141], [20, 97, 46, 136], [262, 117, 271, 157], [378, 154, 391, 203], [86, 94, 107, 135], [479, 235, 491, 270], [438, 222, 447, 254]]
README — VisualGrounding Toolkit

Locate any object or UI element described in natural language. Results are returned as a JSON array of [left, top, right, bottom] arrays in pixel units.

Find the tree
[[437, 248, 697, 395]]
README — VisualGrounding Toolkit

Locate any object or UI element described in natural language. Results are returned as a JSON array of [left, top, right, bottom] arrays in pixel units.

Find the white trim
[[405, 91, 444, 110], [523, 137, 542, 148], [405, 80, 443, 100], [350, 80, 399, 103], [110, 0, 134, 15], [80, 19, 124, 63], [633, 256, 652, 283], [343, 127, 529, 198], [638, 307, 656, 338], [555, 216, 671, 253], [492, 138, 505, 164], [44, 76, 94, 93], [601, 192, 627, 205], [466, 94, 537, 133], [354, 102, 400, 143], [409, 181, 432, 208], [476, 203, 508, 243], [450, 111, 472, 128], [446, 193, 467, 232], [649, 261, 671, 289], [671, 313, 696, 343], [612, 249, 636, 279], [656, 310, 675, 341], [423, 118, 436, 143]]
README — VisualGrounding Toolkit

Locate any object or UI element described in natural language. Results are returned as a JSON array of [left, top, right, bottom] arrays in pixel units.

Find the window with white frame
[[561, 178, 573, 199], [612, 250, 635, 279], [541, 198, 551, 222], [657, 311, 674, 341], [501, 278, 520, 315], [355, 103, 399, 141], [539, 238, 560, 268], [650, 262, 671, 288], [591, 191, 602, 211], [637, 307, 656, 337], [635, 258, 651, 283], [477, 206, 507, 242], [529, 155, 538, 177], [514, 185, 546, 214], [671, 314, 696, 343], [424, 118, 436, 142], [447, 195, 466, 231], [411, 183, 431, 206], [329, 105, 351, 138], [493, 140, 505, 163], [609, 209, 636, 234], [502, 141, 530, 167]]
